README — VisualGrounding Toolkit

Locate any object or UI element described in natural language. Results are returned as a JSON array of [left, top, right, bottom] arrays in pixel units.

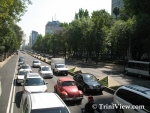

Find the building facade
[[29, 35, 32, 46], [45, 21, 62, 35], [111, 0, 124, 17], [31, 31, 38, 45]]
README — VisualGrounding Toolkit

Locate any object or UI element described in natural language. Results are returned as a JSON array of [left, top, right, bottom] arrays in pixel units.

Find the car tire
[[117, 109, 124, 113]]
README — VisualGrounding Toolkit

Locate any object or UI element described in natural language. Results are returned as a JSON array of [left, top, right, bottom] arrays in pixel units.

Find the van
[[112, 85, 150, 113]]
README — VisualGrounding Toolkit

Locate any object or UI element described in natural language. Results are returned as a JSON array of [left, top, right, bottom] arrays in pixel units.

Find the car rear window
[[62, 81, 76, 86], [25, 78, 45, 86]]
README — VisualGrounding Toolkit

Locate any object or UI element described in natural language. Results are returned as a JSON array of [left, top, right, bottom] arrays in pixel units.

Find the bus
[[125, 60, 150, 78]]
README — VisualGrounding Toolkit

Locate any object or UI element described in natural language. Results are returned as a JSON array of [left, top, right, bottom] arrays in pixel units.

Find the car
[[73, 73, 105, 93], [19, 64, 32, 72], [112, 85, 150, 113], [20, 92, 71, 113], [18, 56, 25, 62], [32, 60, 41, 67], [54, 77, 83, 102], [39, 66, 53, 78], [22, 73, 48, 93], [16, 69, 30, 85]]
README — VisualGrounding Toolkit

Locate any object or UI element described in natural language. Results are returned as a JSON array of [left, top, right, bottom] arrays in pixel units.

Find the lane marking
[[6, 55, 18, 113]]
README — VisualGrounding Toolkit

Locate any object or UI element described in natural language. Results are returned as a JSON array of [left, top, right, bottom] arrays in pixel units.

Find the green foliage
[[100, 76, 108, 87], [69, 68, 75, 73], [113, 7, 120, 20]]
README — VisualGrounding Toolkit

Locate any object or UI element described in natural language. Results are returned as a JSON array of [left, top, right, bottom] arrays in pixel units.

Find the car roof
[[26, 73, 41, 78], [19, 69, 30, 72], [119, 85, 150, 97], [59, 77, 74, 82], [33, 60, 40, 61], [30, 93, 66, 109], [77, 73, 93, 76]]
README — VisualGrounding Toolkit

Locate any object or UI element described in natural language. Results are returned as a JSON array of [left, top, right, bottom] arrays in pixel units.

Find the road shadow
[[15, 91, 23, 108], [83, 91, 103, 96], [13, 79, 21, 86], [65, 101, 82, 106]]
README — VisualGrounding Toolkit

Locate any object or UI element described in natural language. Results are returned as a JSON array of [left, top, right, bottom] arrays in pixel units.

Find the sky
[[17, 0, 112, 44]]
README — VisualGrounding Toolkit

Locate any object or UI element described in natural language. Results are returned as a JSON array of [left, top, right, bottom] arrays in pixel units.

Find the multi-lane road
[[1, 52, 150, 113], [0, 52, 116, 113]]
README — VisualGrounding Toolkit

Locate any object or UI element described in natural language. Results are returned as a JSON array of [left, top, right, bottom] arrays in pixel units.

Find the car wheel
[[83, 87, 87, 93], [117, 109, 124, 113]]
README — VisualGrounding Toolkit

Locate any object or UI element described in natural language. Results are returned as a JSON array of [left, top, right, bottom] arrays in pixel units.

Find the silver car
[[32, 60, 41, 68]]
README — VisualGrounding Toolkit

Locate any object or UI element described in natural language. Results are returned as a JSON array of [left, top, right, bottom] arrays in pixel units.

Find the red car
[[54, 77, 83, 102]]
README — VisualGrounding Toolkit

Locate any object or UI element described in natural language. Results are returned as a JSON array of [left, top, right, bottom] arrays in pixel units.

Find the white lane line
[[6, 56, 18, 113], [10, 69, 17, 113]]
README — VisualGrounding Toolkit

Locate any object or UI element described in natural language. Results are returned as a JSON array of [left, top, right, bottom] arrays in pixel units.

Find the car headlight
[[89, 85, 93, 89]]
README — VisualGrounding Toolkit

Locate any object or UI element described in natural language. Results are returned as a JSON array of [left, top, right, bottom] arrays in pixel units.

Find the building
[[29, 35, 32, 46], [31, 31, 38, 45], [45, 20, 62, 35], [111, 0, 124, 18]]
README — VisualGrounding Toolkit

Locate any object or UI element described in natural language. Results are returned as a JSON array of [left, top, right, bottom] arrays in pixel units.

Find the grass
[[69, 67, 75, 73], [109, 85, 122, 90], [100, 76, 108, 87]]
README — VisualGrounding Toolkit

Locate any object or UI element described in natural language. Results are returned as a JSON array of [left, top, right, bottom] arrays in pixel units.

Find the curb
[[0, 76, 2, 100], [0, 54, 14, 68]]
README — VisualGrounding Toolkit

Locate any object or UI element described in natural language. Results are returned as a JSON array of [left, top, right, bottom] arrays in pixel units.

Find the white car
[[39, 66, 53, 78], [16, 69, 30, 85], [32, 60, 41, 67], [20, 93, 71, 113], [22, 73, 48, 93], [19, 64, 32, 72]]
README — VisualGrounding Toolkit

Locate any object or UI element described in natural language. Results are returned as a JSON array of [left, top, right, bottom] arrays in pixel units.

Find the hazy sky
[[17, 0, 112, 43]]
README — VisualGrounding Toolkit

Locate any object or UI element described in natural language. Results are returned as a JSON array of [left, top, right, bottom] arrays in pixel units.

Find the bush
[[100, 76, 108, 87], [69, 67, 75, 73]]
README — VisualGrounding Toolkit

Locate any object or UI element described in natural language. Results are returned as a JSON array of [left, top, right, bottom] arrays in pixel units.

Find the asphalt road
[[66, 60, 150, 88], [1, 52, 115, 113]]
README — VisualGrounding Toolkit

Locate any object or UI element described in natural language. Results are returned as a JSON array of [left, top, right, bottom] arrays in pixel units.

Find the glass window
[[22, 66, 30, 69], [25, 78, 45, 86], [83, 74, 97, 81], [41, 67, 50, 71], [33, 61, 40, 63], [116, 89, 129, 100], [62, 81, 76, 86], [31, 107, 69, 113], [56, 65, 65, 68], [19, 71, 28, 75]]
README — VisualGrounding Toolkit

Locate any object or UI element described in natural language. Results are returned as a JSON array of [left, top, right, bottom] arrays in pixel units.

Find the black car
[[73, 73, 104, 93]]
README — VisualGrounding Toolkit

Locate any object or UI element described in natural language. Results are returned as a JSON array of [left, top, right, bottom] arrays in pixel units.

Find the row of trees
[[0, 0, 31, 56], [32, 0, 150, 62]]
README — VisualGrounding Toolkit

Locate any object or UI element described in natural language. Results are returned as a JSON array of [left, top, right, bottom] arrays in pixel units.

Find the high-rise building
[[29, 35, 32, 46], [45, 20, 62, 35], [31, 31, 38, 45], [111, 0, 124, 17]]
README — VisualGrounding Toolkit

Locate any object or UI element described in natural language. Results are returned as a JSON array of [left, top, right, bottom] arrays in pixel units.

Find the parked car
[[32, 60, 41, 67], [39, 66, 53, 78], [18, 56, 25, 62], [112, 85, 150, 113], [73, 73, 105, 93], [20, 92, 71, 113], [16, 69, 30, 85], [54, 77, 83, 103], [22, 73, 48, 93]]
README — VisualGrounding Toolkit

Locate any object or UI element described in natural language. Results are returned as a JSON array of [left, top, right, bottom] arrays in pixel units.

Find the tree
[[113, 7, 120, 20]]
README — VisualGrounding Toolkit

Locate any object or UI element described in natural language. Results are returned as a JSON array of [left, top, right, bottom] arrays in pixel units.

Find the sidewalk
[[0, 54, 14, 68], [66, 59, 124, 72]]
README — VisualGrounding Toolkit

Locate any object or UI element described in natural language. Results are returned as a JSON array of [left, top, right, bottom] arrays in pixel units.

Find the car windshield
[[56, 65, 64, 68], [22, 66, 30, 69], [41, 67, 50, 71], [34, 61, 40, 63], [62, 81, 76, 86], [25, 78, 45, 86], [31, 107, 69, 113], [19, 71, 28, 75], [83, 74, 97, 81]]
